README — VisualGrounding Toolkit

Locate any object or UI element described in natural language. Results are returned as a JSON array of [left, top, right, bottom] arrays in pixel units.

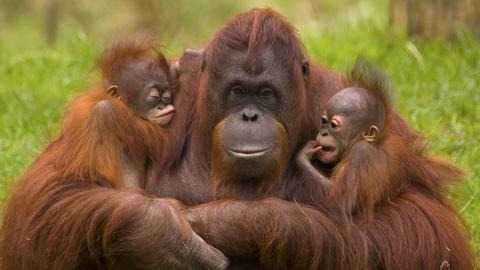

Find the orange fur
[[0, 87, 167, 269], [0, 38, 230, 269], [186, 9, 473, 270]]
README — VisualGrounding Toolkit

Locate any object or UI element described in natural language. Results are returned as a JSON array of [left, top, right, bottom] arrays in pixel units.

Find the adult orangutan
[[0, 7, 473, 270], [184, 9, 474, 270], [0, 37, 228, 270]]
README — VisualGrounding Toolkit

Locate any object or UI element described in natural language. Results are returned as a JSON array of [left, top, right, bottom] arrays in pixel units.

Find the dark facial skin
[[210, 48, 307, 181], [105, 59, 175, 127], [308, 87, 381, 165]]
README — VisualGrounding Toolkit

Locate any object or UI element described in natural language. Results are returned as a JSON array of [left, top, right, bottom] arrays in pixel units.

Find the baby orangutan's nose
[[320, 129, 329, 137]]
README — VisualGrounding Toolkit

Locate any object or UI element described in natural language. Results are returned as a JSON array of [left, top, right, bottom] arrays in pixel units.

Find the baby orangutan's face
[[106, 61, 176, 128], [311, 87, 381, 165], [141, 84, 175, 127]]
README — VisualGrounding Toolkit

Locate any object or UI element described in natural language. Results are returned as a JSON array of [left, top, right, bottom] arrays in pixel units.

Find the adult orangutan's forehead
[[212, 48, 293, 88], [220, 48, 290, 74]]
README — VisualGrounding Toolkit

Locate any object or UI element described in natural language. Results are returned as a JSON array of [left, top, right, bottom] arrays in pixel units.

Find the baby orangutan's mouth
[[320, 145, 336, 153], [316, 143, 338, 164]]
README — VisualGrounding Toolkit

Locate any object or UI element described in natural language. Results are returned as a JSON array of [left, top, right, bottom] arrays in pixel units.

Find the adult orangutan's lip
[[226, 146, 272, 158]]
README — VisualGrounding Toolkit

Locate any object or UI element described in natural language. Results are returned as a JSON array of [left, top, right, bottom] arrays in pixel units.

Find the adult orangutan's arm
[[187, 198, 363, 270]]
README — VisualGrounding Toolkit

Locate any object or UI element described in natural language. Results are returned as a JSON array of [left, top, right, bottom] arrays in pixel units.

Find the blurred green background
[[0, 0, 479, 262]]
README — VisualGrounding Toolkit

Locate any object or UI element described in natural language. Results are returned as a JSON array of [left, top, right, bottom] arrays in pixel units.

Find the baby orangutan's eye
[[330, 116, 341, 131], [147, 88, 160, 102], [161, 89, 172, 104], [321, 116, 328, 125]]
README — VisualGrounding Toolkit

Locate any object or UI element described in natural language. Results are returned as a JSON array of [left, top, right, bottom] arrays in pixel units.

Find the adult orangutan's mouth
[[225, 146, 272, 158]]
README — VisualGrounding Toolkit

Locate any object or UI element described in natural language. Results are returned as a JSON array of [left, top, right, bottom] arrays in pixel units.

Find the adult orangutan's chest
[[152, 164, 215, 206]]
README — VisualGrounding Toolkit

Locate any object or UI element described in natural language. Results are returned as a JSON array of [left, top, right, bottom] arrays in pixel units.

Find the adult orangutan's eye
[[231, 85, 244, 95], [260, 88, 274, 98]]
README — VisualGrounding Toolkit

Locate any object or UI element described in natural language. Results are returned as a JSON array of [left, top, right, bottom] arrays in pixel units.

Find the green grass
[[0, 8, 479, 263]]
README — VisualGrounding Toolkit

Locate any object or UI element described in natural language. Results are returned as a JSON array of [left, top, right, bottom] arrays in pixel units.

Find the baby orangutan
[[292, 59, 473, 269], [297, 85, 386, 187], [92, 36, 178, 188], [296, 60, 397, 216], [99, 38, 175, 128], [0, 36, 231, 270], [39, 36, 179, 190]]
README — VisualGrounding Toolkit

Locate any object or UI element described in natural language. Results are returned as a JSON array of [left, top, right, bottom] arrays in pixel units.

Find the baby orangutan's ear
[[362, 125, 379, 142], [106, 85, 119, 98]]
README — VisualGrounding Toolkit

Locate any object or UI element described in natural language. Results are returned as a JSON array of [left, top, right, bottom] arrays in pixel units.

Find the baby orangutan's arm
[[296, 140, 332, 189]]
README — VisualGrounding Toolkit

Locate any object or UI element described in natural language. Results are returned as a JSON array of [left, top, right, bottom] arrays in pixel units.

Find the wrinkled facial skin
[[315, 87, 373, 164], [213, 112, 288, 180], [208, 49, 304, 180], [106, 60, 175, 127]]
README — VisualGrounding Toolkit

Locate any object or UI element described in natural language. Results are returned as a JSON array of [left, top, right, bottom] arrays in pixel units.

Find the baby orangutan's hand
[[297, 140, 322, 168]]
